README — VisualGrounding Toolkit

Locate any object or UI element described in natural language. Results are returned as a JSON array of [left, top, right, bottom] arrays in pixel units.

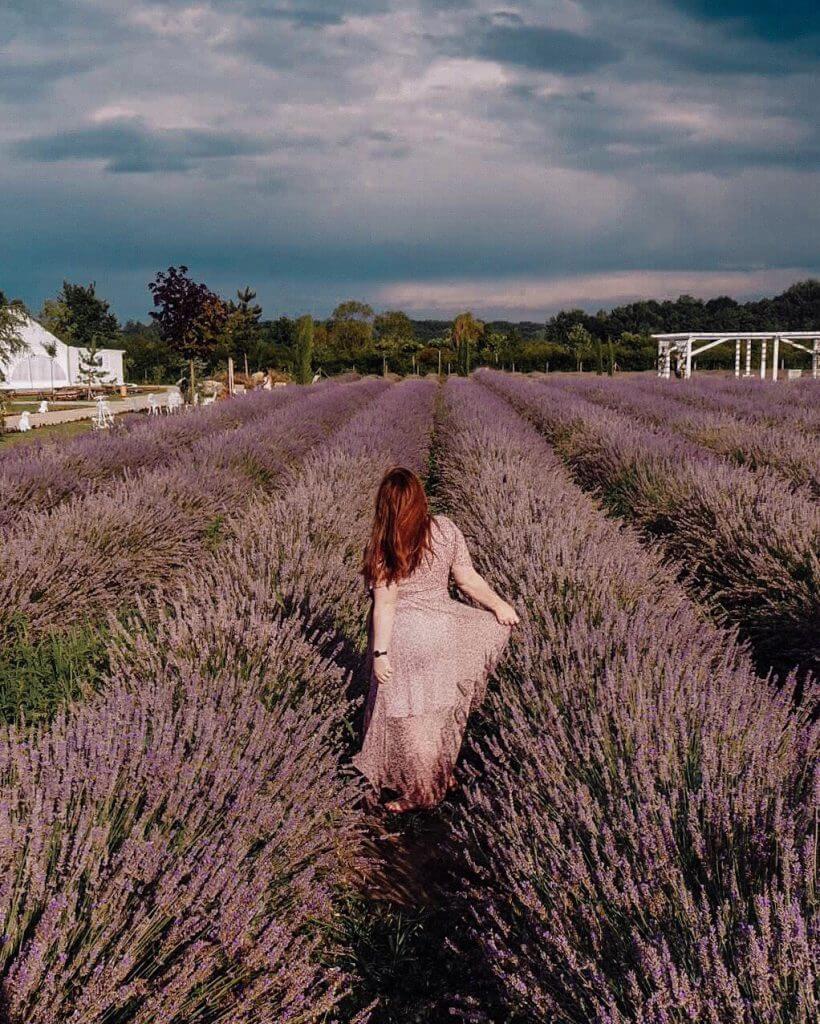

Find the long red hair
[[363, 466, 433, 587]]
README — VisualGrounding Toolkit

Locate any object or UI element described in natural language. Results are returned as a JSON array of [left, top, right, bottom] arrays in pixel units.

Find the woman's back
[[392, 514, 464, 604]]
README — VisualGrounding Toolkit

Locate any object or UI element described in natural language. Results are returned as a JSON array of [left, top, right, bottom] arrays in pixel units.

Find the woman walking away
[[352, 466, 519, 813]]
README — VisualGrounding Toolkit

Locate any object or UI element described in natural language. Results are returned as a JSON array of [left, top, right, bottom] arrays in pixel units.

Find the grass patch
[[0, 616, 112, 725], [0, 418, 96, 449]]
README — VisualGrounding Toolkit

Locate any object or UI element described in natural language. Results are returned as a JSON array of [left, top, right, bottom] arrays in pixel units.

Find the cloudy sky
[[1, 0, 818, 320]]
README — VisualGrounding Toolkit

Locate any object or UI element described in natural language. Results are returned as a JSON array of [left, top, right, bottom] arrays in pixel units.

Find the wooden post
[[684, 338, 692, 379], [243, 352, 249, 378], [772, 335, 780, 381], [734, 339, 741, 378], [813, 339, 819, 380], [744, 338, 752, 377], [760, 339, 767, 379], [227, 356, 235, 396], [438, 348, 442, 376]]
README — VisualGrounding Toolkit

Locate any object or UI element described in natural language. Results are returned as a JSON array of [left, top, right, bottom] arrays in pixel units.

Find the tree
[[452, 311, 484, 375], [0, 294, 27, 380], [223, 286, 263, 372], [328, 301, 374, 366], [148, 266, 227, 402], [566, 324, 595, 372], [294, 314, 314, 385], [481, 330, 506, 366], [121, 320, 180, 384], [42, 339, 58, 398], [77, 337, 112, 399], [427, 336, 452, 376], [502, 327, 523, 369], [374, 310, 414, 375], [616, 331, 656, 371], [41, 281, 120, 351]]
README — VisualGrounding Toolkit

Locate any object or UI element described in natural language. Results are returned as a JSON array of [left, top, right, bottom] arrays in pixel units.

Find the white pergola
[[653, 332, 820, 381]]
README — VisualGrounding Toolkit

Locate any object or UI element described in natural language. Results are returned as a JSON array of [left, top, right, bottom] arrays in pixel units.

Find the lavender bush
[[552, 374, 820, 496], [437, 378, 818, 1023], [480, 370, 820, 677], [0, 379, 437, 1022], [0, 386, 302, 530], [0, 378, 386, 650]]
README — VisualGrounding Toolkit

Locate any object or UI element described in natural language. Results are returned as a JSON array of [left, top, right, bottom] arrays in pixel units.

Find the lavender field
[[0, 372, 816, 1023]]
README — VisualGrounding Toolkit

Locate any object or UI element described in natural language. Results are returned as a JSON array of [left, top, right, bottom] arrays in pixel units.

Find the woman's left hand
[[494, 600, 520, 626]]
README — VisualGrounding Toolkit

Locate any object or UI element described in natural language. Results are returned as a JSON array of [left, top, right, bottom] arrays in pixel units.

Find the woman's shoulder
[[431, 513, 457, 542], [431, 512, 454, 531]]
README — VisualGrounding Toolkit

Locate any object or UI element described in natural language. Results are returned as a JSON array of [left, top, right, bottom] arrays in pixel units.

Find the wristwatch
[[373, 649, 388, 658]]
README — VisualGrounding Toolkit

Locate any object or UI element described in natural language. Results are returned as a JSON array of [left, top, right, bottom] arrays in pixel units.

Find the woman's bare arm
[[452, 564, 519, 625], [371, 580, 398, 682]]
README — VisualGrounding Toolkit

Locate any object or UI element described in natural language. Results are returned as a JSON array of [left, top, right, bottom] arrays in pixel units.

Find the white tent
[[0, 314, 125, 391]]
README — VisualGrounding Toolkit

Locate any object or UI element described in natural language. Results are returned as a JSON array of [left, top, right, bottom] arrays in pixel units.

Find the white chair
[[166, 391, 183, 414], [18, 410, 32, 432], [38, 400, 49, 414]]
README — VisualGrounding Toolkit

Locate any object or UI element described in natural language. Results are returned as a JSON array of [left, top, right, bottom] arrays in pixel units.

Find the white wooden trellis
[[652, 332, 820, 381]]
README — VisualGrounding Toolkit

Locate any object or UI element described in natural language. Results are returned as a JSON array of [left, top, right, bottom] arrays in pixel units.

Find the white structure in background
[[654, 332, 820, 381], [0, 313, 125, 391], [17, 410, 31, 431], [167, 390, 183, 413]]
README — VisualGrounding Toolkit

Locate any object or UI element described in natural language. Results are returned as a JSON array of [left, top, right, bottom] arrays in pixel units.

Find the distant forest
[[4, 276, 818, 385]]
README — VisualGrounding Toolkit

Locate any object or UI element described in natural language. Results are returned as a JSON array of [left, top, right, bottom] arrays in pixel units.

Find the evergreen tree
[[41, 281, 120, 351], [77, 335, 112, 399], [294, 314, 314, 385], [224, 286, 263, 371]]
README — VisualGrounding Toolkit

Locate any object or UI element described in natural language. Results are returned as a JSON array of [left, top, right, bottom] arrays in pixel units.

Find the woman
[[352, 466, 519, 812]]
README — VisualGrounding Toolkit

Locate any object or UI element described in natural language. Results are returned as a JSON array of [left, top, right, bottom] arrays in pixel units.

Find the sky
[[1, 0, 818, 321]]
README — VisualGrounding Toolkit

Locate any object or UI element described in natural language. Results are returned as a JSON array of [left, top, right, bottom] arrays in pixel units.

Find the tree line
[[2, 274, 818, 395]]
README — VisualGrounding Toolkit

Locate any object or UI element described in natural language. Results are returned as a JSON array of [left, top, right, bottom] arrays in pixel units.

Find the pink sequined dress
[[352, 513, 511, 808]]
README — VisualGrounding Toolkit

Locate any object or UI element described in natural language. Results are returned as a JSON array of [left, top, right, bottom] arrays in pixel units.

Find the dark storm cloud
[[0, 57, 93, 101], [650, 36, 816, 77], [14, 119, 271, 173], [1, 0, 818, 319], [458, 21, 622, 74], [671, 1, 820, 41], [239, 0, 391, 26], [495, 85, 820, 176]]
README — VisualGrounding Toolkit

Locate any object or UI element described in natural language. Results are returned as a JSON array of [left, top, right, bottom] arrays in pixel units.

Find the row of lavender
[[0, 385, 306, 530], [478, 370, 820, 679], [0, 379, 437, 1022], [657, 374, 820, 435], [0, 379, 386, 655], [550, 373, 819, 496], [437, 378, 818, 1023]]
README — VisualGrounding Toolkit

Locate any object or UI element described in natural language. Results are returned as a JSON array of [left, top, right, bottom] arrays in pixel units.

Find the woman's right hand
[[494, 600, 520, 626], [374, 655, 393, 685]]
